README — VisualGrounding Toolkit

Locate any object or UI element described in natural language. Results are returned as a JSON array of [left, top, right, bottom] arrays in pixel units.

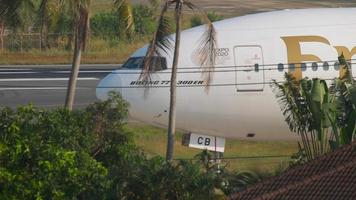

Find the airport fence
[[0, 32, 124, 52], [0, 32, 74, 52]]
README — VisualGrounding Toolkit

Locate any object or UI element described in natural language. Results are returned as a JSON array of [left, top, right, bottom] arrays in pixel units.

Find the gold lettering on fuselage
[[281, 36, 330, 81], [281, 35, 355, 80]]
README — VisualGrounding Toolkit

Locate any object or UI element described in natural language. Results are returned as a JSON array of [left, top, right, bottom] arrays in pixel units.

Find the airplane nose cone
[[96, 72, 122, 100]]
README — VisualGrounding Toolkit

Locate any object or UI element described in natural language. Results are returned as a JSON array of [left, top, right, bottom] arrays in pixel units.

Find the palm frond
[[140, 1, 173, 81], [338, 53, 354, 83], [184, 0, 217, 89], [114, 0, 135, 34], [271, 73, 311, 134], [195, 22, 217, 88]]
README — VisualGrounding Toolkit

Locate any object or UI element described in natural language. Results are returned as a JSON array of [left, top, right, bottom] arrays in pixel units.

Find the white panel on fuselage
[[234, 46, 265, 91]]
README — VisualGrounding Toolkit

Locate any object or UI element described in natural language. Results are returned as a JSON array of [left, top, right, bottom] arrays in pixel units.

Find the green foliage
[[190, 12, 224, 27], [272, 56, 356, 162], [207, 12, 224, 23], [190, 15, 202, 27], [0, 106, 108, 199], [53, 14, 73, 34], [0, 92, 130, 199], [90, 12, 120, 38], [0, 92, 266, 199], [132, 4, 157, 35], [81, 4, 157, 39]]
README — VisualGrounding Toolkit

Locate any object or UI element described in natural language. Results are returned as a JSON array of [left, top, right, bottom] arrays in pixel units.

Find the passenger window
[[254, 63, 259, 72], [312, 62, 318, 71], [301, 63, 307, 71], [289, 64, 295, 71], [323, 62, 329, 71], [278, 63, 284, 72], [334, 62, 340, 70]]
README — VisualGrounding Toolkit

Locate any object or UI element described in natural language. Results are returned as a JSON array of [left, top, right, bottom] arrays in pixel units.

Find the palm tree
[[114, 0, 135, 38], [38, 0, 63, 50], [64, 0, 91, 110], [114, 0, 159, 38], [0, 18, 4, 50], [140, 0, 217, 160], [0, 0, 91, 110]]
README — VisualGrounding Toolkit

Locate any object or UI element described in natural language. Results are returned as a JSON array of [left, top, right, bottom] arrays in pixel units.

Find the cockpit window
[[121, 56, 167, 71], [122, 57, 144, 69]]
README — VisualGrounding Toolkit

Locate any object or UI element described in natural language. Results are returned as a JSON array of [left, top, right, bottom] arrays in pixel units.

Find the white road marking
[[0, 69, 28, 71], [0, 87, 91, 90], [0, 77, 99, 81], [51, 70, 113, 73], [0, 72, 37, 74]]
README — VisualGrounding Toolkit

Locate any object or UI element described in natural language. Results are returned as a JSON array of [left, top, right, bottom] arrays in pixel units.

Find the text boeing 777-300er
[[96, 8, 356, 141]]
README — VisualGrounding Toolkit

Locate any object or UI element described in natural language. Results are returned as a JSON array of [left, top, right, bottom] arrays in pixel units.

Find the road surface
[[0, 64, 119, 109]]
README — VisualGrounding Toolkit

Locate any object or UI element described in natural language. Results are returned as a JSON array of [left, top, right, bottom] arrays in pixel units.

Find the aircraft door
[[234, 46, 265, 91]]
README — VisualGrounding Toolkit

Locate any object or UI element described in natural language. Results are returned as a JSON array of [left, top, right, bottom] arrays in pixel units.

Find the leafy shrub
[[0, 105, 109, 199], [90, 6, 156, 39], [132, 4, 157, 35], [190, 15, 203, 27], [0, 92, 131, 199], [207, 12, 224, 22], [90, 12, 121, 39], [0, 92, 265, 199]]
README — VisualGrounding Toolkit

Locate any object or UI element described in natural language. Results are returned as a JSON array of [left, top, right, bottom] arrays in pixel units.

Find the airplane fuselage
[[97, 8, 356, 140]]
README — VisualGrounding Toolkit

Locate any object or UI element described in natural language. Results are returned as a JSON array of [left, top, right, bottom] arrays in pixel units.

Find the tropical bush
[[272, 55, 356, 163], [90, 12, 121, 39], [132, 4, 157, 35], [0, 92, 263, 199], [0, 92, 130, 199]]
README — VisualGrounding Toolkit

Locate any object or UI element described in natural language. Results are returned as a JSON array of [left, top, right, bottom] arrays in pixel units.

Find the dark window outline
[[311, 62, 318, 71], [334, 62, 340, 71], [254, 63, 259, 72], [277, 63, 284, 72], [122, 56, 167, 71], [323, 62, 329, 71], [301, 63, 307, 71]]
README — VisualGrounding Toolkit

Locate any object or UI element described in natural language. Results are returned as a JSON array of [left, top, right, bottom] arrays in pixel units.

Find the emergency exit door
[[234, 46, 265, 91]]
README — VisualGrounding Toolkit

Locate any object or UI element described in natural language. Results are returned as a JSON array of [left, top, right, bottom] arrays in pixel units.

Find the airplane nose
[[96, 72, 122, 100]]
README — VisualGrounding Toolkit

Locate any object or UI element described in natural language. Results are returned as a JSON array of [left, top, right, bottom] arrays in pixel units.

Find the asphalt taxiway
[[0, 64, 119, 109]]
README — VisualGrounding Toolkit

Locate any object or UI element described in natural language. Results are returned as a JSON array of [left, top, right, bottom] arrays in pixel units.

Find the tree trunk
[[65, 6, 89, 110], [0, 19, 4, 51], [166, 2, 182, 161], [65, 36, 82, 110]]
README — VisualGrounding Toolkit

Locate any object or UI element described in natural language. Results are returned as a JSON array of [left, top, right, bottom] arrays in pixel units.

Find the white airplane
[[97, 8, 356, 141]]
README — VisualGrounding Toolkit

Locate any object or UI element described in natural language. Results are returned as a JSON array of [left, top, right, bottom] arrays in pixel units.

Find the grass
[[3, 0, 354, 65], [0, 39, 147, 65], [124, 121, 299, 172]]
